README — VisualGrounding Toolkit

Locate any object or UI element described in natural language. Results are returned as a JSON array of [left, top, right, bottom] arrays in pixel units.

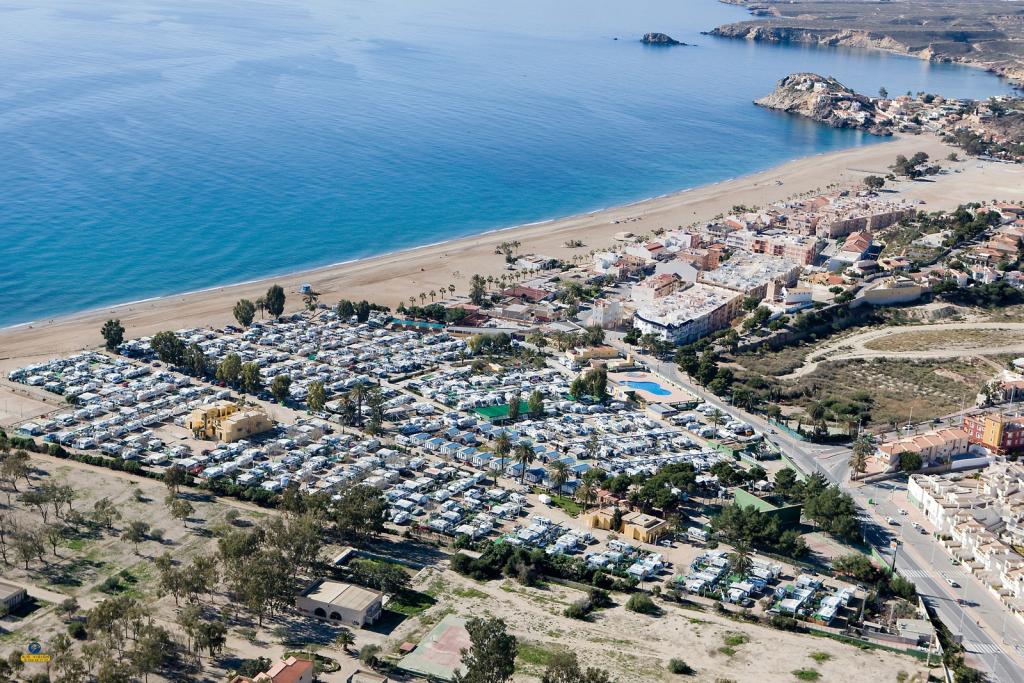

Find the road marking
[[899, 569, 932, 579], [964, 641, 1003, 655]]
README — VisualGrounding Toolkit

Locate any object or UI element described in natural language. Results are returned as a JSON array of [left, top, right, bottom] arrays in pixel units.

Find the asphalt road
[[616, 340, 1024, 681]]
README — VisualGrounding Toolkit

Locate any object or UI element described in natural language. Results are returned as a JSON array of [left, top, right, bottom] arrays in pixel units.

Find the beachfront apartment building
[[875, 427, 970, 470], [814, 199, 917, 239], [723, 228, 822, 265], [697, 252, 802, 300], [633, 282, 742, 345]]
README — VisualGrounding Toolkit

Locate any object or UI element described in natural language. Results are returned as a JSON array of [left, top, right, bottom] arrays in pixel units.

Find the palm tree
[[448, 284, 456, 297], [514, 443, 535, 485], [850, 434, 874, 479], [493, 432, 511, 459], [255, 297, 266, 319], [547, 461, 570, 494], [728, 543, 753, 577], [408, 296, 416, 309], [335, 628, 356, 654], [419, 292, 427, 305], [576, 479, 594, 512], [348, 384, 367, 426], [429, 290, 436, 302], [486, 275, 495, 291]]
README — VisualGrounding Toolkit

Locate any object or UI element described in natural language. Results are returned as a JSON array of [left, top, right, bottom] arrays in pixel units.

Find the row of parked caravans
[[237, 314, 465, 377]]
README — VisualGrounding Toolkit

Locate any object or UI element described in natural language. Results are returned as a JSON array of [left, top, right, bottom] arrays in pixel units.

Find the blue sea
[[0, 0, 1012, 327]]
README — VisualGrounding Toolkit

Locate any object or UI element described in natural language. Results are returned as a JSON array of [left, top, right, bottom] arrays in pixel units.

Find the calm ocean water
[[0, 0, 1012, 326]]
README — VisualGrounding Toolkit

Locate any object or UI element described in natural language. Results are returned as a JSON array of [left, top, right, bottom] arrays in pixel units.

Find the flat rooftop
[[304, 580, 381, 611], [0, 581, 26, 601], [635, 283, 738, 327]]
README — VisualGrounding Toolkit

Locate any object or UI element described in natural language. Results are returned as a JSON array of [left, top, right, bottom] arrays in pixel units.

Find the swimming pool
[[622, 380, 672, 396]]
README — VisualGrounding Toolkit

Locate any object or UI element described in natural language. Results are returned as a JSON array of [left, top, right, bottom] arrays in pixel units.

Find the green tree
[[527, 390, 545, 417], [150, 331, 186, 366], [233, 299, 256, 327], [335, 629, 356, 653], [541, 652, 617, 683], [216, 353, 242, 385], [168, 497, 194, 528], [453, 617, 517, 683], [91, 497, 121, 529], [470, 274, 487, 305], [728, 542, 753, 576], [120, 520, 150, 554], [898, 450, 923, 472], [850, 435, 874, 479], [337, 300, 355, 319], [270, 374, 292, 403], [514, 444, 535, 484], [507, 391, 522, 422], [307, 381, 327, 412], [863, 175, 885, 190], [241, 362, 262, 394], [547, 461, 570, 493], [101, 319, 125, 351], [163, 466, 187, 496], [333, 485, 387, 541], [265, 284, 286, 317], [356, 300, 371, 323], [183, 343, 210, 378]]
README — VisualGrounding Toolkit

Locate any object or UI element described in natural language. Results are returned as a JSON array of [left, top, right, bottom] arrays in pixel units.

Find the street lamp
[[890, 539, 901, 574]]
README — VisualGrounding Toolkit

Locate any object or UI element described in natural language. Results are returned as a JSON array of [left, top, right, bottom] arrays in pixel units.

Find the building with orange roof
[[876, 427, 969, 470]]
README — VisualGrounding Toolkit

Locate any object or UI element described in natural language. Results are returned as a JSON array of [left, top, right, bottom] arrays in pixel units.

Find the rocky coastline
[[755, 73, 892, 136]]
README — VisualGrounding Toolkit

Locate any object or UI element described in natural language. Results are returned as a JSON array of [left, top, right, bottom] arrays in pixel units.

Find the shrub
[[563, 598, 593, 621], [668, 658, 694, 675], [588, 587, 612, 608], [67, 620, 87, 640], [769, 615, 803, 632], [625, 593, 658, 615], [792, 669, 820, 681]]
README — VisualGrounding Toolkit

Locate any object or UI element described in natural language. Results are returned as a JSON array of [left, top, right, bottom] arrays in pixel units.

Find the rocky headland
[[708, 0, 1024, 87], [755, 73, 891, 136]]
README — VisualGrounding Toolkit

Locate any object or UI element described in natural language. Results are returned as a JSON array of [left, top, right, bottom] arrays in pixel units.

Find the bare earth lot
[[389, 569, 930, 683]]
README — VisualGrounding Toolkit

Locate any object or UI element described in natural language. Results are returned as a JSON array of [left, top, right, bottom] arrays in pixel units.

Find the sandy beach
[[3, 134, 1023, 372]]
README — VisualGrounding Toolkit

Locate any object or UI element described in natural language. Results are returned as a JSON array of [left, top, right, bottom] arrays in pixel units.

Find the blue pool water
[[0, 0, 1013, 326], [623, 380, 672, 396]]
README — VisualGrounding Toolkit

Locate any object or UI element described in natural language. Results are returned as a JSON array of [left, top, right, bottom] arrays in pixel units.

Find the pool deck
[[608, 371, 696, 406]]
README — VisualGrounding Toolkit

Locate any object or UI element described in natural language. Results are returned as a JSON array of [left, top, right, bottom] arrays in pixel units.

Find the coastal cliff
[[755, 73, 891, 136], [708, 0, 1024, 86]]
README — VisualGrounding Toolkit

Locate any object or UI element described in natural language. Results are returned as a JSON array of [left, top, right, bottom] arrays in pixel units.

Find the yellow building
[[186, 400, 273, 442], [584, 507, 669, 544]]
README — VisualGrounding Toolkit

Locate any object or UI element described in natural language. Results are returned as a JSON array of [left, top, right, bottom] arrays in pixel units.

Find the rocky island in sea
[[755, 72, 891, 136], [641, 32, 687, 46]]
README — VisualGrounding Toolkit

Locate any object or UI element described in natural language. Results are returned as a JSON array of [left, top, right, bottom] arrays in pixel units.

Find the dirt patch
[[862, 328, 1021, 353], [388, 570, 930, 682]]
